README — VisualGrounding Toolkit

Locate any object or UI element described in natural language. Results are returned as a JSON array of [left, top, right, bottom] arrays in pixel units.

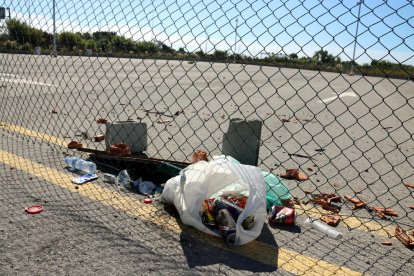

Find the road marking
[[318, 91, 358, 104], [0, 149, 361, 275], [298, 205, 395, 237], [0, 122, 68, 147], [0, 73, 18, 77], [0, 121, 396, 237], [0, 74, 57, 87]]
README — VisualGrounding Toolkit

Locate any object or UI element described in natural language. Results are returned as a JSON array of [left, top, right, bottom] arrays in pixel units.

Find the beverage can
[[268, 206, 296, 225], [213, 197, 243, 221], [241, 215, 255, 230], [216, 209, 237, 245]]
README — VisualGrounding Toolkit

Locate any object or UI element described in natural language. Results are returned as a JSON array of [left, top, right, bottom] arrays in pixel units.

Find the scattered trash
[[108, 143, 131, 156], [25, 205, 44, 214], [279, 169, 308, 181], [96, 118, 108, 124], [157, 119, 171, 125], [64, 157, 96, 174], [395, 226, 414, 248], [404, 183, 414, 189], [268, 206, 296, 225], [307, 167, 314, 172], [369, 207, 398, 219], [116, 170, 132, 189], [67, 141, 83, 149], [304, 218, 343, 239], [144, 198, 153, 204], [72, 173, 98, 184], [315, 148, 325, 152], [134, 178, 157, 195], [288, 153, 315, 160], [320, 214, 341, 227], [344, 195, 365, 210], [50, 109, 58, 114], [191, 149, 208, 163], [103, 173, 116, 183], [409, 205, 414, 210], [263, 171, 292, 209], [162, 158, 266, 246], [381, 241, 393, 246], [281, 118, 290, 123], [201, 194, 255, 245], [309, 193, 342, 213], [94, 134, 105, 142]]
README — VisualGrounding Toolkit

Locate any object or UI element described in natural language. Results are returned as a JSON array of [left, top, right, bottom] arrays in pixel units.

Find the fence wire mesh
[[1, 0, 414, 272]]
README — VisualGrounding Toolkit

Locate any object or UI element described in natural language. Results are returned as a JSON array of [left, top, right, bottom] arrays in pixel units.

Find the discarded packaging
[[108, 143, 131, 156], [344, 195, 365, 210], [268, 206, 296, 225], [25, 205, 44, 214], [304, 218, 343, 239], [116, 170, 132, 189], [67, 141, 83, 149], [381, 241, 393, 246], [72, 173, 98, 184], [134, 178, 157, 195], [320, 214, 341, 227], [309, 193, 342, 213], [191, 149, 208, 163], [94, 134, 105, 142], [216, 209, 237, 245], [162, 157, 266, 246], [103, 173, 116, 183], [96, 118, 108, 124], [395, 226, 414, 248], [64, 157, 96, 174], [279, 169, 308, 181], [263, 171, 292, 210]]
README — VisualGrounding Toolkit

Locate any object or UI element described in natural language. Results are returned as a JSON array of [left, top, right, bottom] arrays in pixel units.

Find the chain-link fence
[[1, 0, 414, 250]]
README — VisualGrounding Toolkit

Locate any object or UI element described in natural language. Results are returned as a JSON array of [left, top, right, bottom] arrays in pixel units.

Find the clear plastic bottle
[[116, 170, 132, 189], [304, 218, 343, 239], [64, 157, 96, 174]]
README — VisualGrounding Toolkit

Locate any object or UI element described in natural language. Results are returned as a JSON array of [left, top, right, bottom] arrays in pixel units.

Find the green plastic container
[[262, 171, 292, 210]]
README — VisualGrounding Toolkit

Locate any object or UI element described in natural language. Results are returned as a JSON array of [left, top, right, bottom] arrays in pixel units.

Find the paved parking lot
[[1, 54, 413, 274]]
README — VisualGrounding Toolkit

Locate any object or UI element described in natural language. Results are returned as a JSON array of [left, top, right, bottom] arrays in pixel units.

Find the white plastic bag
[[162, 157, 266, 246]]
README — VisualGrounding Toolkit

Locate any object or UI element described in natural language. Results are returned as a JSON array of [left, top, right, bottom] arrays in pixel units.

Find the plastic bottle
[[64, 157, 96, 174], [304, 218, 343, 239], [103, 173, 117, 183], [116, 170, 132, 189]]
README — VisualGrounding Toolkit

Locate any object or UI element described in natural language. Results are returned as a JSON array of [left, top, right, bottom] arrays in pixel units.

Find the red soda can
[[268, 206, 296, 225]]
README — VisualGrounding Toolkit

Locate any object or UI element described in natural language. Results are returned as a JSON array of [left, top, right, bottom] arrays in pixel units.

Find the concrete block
[[105, 121, 147, 153]]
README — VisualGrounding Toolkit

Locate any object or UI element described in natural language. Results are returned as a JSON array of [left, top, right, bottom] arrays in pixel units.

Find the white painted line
[[318, 91, 358, 104], [0, 73, 18, 77], [0, 77, 57, 87]]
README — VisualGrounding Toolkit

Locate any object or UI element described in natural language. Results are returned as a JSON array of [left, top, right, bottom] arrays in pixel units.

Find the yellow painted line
[[0, 121, 397, 238], [0, 122, 68, 147], [297, 205, 395, 237], [0, 149, 361, 275]]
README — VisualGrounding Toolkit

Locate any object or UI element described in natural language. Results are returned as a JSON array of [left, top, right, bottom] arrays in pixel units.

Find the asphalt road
[[0, 53, 414, 274]]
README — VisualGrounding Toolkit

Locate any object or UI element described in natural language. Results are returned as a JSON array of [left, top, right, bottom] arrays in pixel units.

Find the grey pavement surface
[[0, 126, 414, 275], [0, 54, 413, 228], [0, 54, 414, 274]]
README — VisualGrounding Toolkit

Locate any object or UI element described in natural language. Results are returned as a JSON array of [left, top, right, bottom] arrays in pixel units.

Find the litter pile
[[62, 117, 413, 248]]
